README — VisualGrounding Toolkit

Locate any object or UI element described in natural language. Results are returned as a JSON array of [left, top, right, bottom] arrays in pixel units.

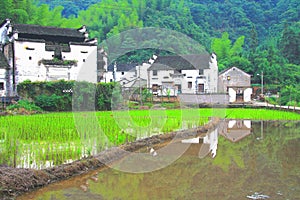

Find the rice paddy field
[[0, 108, 299, 169]]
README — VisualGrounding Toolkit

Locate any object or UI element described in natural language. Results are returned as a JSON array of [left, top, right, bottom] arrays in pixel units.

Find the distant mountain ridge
[[37, 0, 299, 47]]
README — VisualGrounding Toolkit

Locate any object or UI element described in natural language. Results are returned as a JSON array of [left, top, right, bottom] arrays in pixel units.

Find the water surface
[[18, 120, 300, 200]]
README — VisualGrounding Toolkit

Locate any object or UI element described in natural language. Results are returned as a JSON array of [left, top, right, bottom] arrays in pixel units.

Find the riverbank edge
[[0, 118, 220, 199]]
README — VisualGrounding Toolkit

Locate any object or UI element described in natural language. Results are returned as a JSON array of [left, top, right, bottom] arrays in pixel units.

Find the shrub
[[6, 100, 42, 113], [35, 94, 63, 111]]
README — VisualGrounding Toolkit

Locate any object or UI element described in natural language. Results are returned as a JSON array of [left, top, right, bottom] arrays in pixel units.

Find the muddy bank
[[0, 119, 219, 199]]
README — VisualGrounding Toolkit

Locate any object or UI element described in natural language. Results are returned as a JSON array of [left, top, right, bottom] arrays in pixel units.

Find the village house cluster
[[0, 19, 252, 104]]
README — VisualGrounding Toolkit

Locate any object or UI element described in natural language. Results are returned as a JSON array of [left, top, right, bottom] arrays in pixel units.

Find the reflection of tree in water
[[212, 136, 247, 171]]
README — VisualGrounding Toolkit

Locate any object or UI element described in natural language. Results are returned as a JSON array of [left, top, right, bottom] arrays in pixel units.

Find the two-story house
[[0, 19, 98, 97], [147, 53, 218, 96]]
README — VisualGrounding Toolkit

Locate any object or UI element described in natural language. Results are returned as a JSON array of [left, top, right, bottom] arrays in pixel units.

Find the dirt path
[[0, 119, 219, 199]]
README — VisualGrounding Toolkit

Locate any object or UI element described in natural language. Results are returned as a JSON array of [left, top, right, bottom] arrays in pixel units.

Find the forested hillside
[[0, 0, 299, 105]]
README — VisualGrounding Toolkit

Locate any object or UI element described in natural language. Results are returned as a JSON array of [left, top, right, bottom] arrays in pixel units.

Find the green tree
[[279, 22, 300, 65], [211, 32, 246, 71]]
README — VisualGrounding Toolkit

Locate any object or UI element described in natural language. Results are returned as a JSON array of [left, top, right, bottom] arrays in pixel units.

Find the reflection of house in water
[[182, 128, 218, 159], [219, 120, 252, 142], [181, 120, 252, 159]]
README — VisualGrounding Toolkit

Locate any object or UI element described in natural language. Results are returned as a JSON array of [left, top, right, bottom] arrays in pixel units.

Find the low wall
[[178, 93, 229, 105]]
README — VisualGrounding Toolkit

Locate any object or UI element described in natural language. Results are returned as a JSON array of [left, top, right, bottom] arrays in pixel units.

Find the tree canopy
[[0, 0, 299, 105]]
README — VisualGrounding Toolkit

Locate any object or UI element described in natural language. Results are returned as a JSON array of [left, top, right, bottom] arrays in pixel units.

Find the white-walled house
[[218, 66, 252, 103], [105, 62, 137, 84], [0, 19, 98, 96], [147, 53, 218, 96], [103, 56, 155, 88]]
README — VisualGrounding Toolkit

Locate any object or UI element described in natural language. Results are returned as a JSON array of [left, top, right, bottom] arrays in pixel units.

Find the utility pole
[[261, 71, 264, 96], [139, 65, 142, 105], [257, 71, 264, 96]]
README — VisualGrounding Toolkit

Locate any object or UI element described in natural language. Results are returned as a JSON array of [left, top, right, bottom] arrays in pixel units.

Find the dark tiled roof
[[219, 66, 251, 77], [107, 63, 137, 72], [0, 52, 10, 69], [148, 54, 211, 71], [14, 24, 84, 38]]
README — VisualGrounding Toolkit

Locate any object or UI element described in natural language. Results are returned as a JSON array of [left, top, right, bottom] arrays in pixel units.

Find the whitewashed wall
[[69, 44, 97, 83], [243, 88, 253, 102], [228, 88, 236, 102], [181, 69, 199, 94], [13, 41, 97, 84]]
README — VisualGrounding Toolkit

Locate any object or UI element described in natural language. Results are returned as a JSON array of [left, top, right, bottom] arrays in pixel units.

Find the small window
[[187, 76, 192, 78], [25, 47, 35, 50], [29, 56, 32, 60], [199, 69, 203, 75], [153, 70, 157, 76], [110, 79, 113, 82], [123, 82, 125, 85], [152, 84, 158, 92], [188, 82, 192, 89], [0, 82, 4, 90], [121, 72, 125, 75], [83, 59, 86, 62]]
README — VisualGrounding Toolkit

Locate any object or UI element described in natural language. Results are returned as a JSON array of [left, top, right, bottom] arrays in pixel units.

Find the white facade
[[148, 53, 218, 96], [100, 53, 219, 97], [218, 66, 253, 103], [13, 41, 97, 84], [0, 19, 98, 96], [105, 60, 152, 88]]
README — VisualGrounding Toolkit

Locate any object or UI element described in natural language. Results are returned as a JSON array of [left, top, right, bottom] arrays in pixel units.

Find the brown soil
[[0, 118, 219, 200]]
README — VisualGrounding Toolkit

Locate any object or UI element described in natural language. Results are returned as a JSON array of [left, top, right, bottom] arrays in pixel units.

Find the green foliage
[[141, 88, 152, 102], [35, 94, 63, 111], [1, 0, 300, 106], [6, 99, 42, 112], [211, 32, 247, 71], [279, 85, 300, 106], [279, 22, 300, 65], [111, 83, 123, 110], [96, 82, 116, 110], [17, 80, 119, 111], [72, 81, 96, 111]]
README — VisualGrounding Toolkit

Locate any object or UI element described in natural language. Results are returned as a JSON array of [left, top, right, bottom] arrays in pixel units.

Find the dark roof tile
[[107, 63, 137, 72], [14, 24, 85, 39], [148, 54, 211, 71]]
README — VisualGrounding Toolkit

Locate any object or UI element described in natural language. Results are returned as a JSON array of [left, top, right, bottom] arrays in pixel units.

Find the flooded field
[[17, 120, 300, 200], [0, 110, 209, 169]]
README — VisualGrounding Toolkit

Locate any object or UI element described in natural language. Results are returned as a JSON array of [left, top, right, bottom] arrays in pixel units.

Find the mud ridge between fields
[[0, 119, 219, 199]]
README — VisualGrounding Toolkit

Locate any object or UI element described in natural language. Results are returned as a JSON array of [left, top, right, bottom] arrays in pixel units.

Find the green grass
[[225, 108, 300, 120], [0, 108, 298, 168]]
